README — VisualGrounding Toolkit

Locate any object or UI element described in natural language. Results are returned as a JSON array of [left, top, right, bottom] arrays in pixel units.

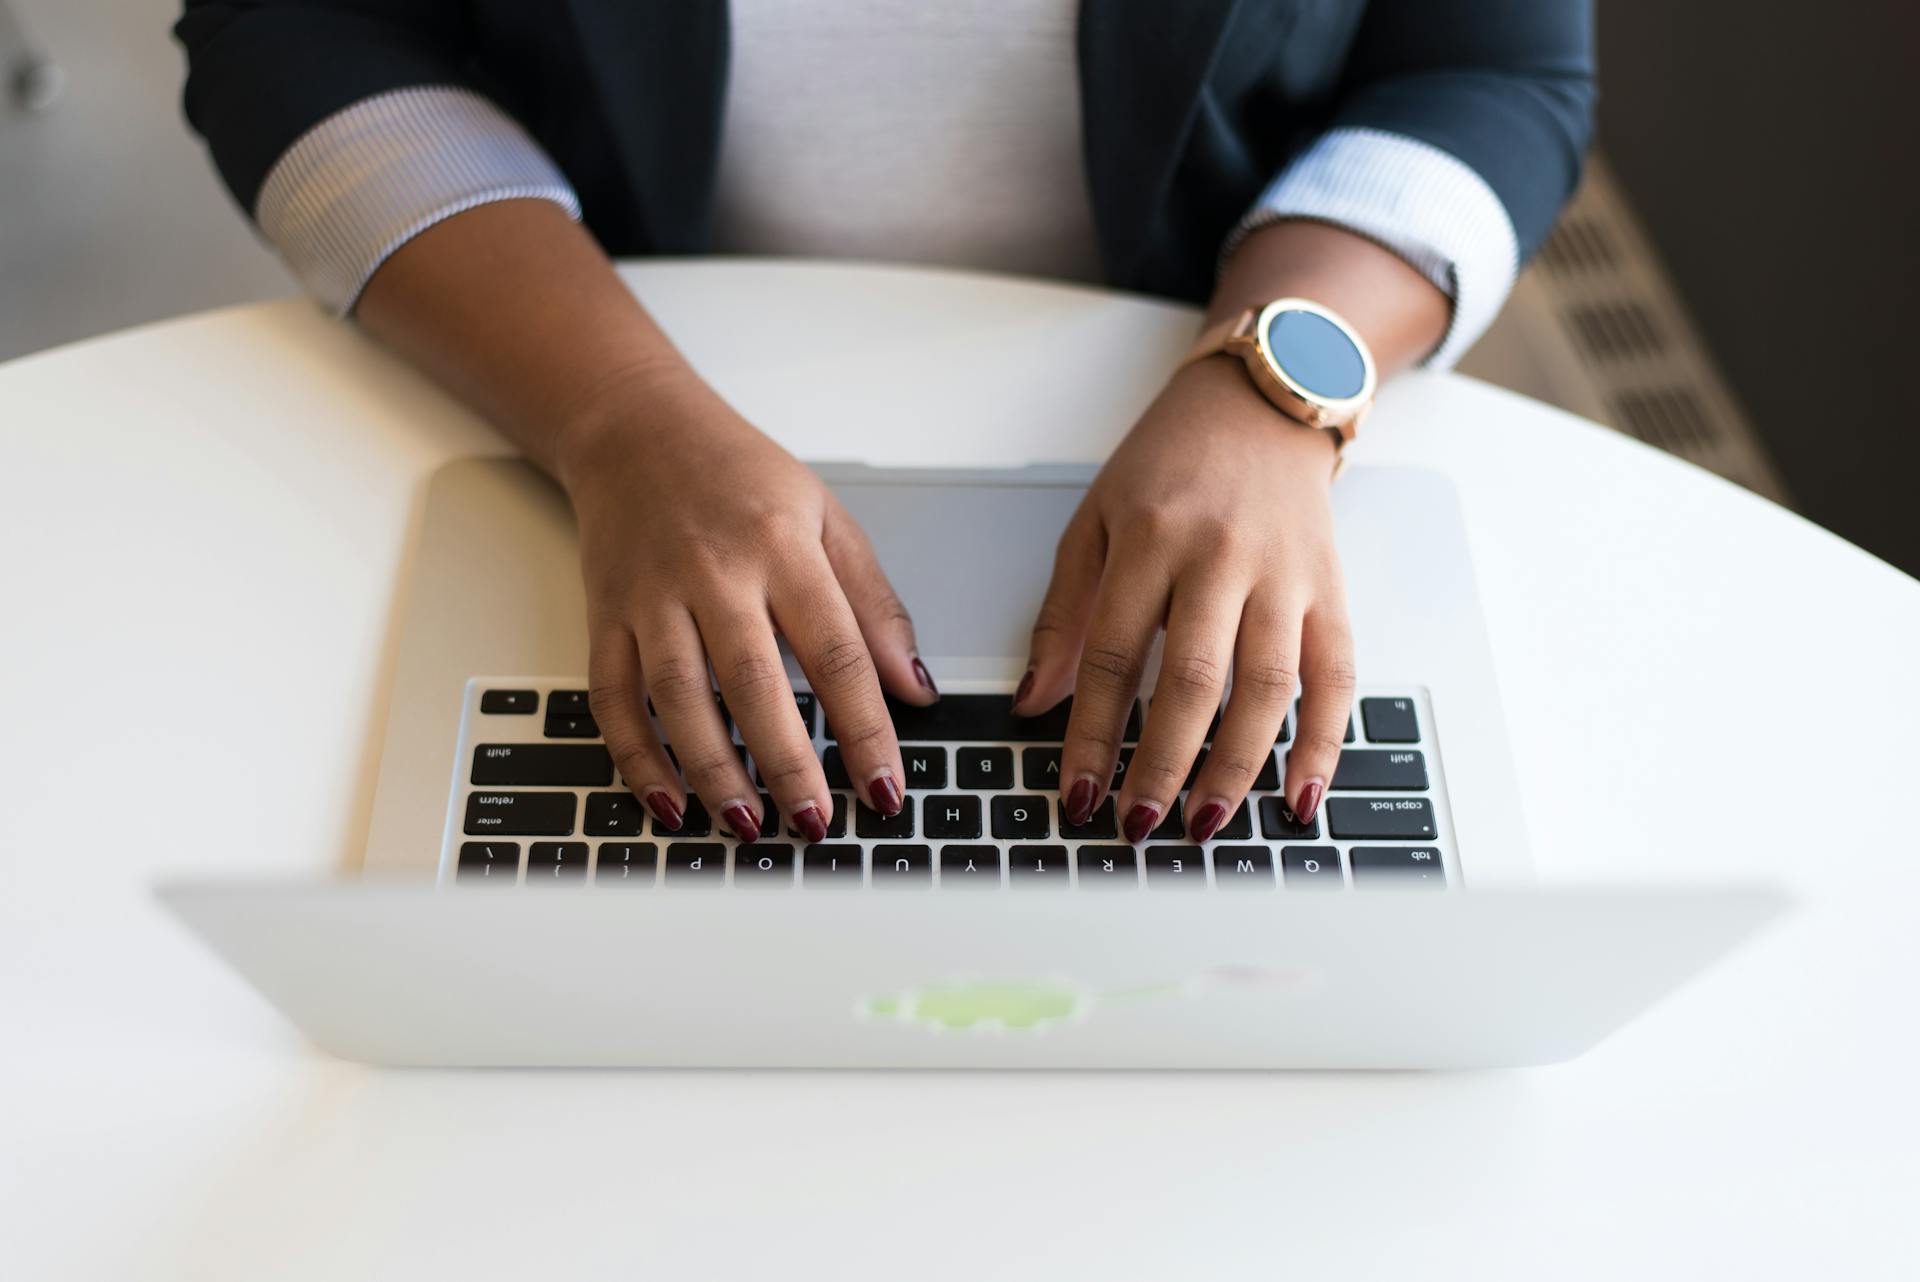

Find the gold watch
[[1179, 297, 1377, 459]]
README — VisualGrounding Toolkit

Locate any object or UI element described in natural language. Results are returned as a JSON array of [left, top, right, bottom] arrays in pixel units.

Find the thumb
[[1017, 507, 1105, 714], [821, 499, 939, 705]]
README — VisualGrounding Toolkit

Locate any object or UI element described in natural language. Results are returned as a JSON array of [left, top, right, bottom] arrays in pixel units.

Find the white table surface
[[2, 260, 1916, 1279]]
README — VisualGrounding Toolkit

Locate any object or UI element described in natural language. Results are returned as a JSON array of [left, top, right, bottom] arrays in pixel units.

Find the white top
[[3, 262, 1918, 1279]]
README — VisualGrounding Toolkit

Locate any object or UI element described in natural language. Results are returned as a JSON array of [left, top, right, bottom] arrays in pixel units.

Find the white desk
[[3, 261, 1916, 1279]]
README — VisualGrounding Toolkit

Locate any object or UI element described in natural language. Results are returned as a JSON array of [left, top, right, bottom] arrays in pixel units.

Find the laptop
[[157, 458, 1784, 1068]]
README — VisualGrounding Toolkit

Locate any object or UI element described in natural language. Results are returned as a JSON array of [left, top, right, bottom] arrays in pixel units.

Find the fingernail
[[1066, 777, 1099, 826], [1122, 802, 1160, 844], [723, 802, 761, 844], [1013, 667, 1035, 710], [868, 771, 904, 817], [1294, 779, 1325, 824], [793, 802, 830, 844], [911, 656, 940, 698], [645, 791, 683, 831], [1188, 801, 1227, 843]]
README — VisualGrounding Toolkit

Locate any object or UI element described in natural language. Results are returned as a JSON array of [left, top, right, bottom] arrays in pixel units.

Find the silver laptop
[[158, 458, 1783, 1068]]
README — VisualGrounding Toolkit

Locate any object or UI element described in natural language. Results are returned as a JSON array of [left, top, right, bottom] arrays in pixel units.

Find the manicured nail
[[911, 656, 940, 698], [645, 791, 683, 831], [723, 802, 761, 844], [1294, 778, 1325, 824], [793, 802, 830, 844], [1013, 667, 1036, 710], [1122, 802, 1161, 845], [1066, 777, 1099, 826], [1188, 800, 1228, 843], [868, 771, 904, 817]]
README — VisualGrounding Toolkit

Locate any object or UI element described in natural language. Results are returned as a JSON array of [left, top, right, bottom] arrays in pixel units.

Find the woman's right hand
[[558, 363, 936, 844]]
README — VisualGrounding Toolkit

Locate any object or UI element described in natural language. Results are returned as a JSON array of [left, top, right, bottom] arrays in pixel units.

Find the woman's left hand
[[1015, 354, 1356, 844]]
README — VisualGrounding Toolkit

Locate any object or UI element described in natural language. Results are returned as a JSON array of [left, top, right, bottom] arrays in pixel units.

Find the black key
[[1281, 845, 1343, 889], [1330, 750, 1428, 792], [1214, 845, 1275, 887], [594, 842, 657, 885], [1214, 800, 1254, 840], [527, 841, 589, 883], [1327, 798, 1437, 841], [756, 793, 784, 840], [1347, 715, 1356, 744], [1076, 845, 1138, 886], [472, 743, 613, 787], [1254, 751, 1281, 792], [923, 794, 982, 839], [1009, 845, 1070, 885], [1021, 746, 1062, 791], [664, 843, 726, 883], [480, 689, 537, 715], [584, 791, 646, 836], [1058, 797, 1117, 840], [785, 794, 849, 839], [1144, 845, 1206, 886], [1150, 797, 1185, 840], [548, 690, 592, 716], [1276, 712, 1292, 745], [1350, 846, 1445, 887], [855, 796, 916, 839], [1257, 796, 1322, 840], [833, 694, 1142, 743], [793, 691, 818, 737], [464, 791, 576, 836], [872, 844, 933, 884], [544, 712, 600, 739], [1184, 747, 1208, 790], [652, 795, 712, 837], [822, 746, 852, 789], [1360, 697, 1420, 743], [901, 746, 948, 789], [456, 841, 519, 883], [734, 843, 796, 885], [940, 845, 1002, 886], [991, 795, 1052, 839], [803, 844, 864, 884], [957, 746, 1013, 789]]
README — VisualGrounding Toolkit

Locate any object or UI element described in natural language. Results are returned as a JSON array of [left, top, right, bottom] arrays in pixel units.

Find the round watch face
[[1266, 308, 1368, 401]]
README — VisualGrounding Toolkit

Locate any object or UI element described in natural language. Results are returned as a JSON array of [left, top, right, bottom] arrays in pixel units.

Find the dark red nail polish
[[911, 657, 940, 698], [1295, 780, 1324, 824], [1123, 803, 1159, 844], [1066, 777, 1099, 826], [1189, 801, 1227, 843], [646, 791, 683, 831], [723, 802, 761, 844], [869, 772, 903, 817], [1013, 668, 1035, 710], [794, 803, 829, 844]]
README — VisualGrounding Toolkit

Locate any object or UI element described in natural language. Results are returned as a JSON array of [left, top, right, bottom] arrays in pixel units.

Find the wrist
[[553, 356, 720, 494], [1170, 355, 1341, 473]]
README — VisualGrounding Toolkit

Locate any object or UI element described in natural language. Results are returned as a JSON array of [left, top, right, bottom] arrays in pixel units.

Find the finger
[[772, 552, 907, 818], [1017, 504, 1106, 714], [822, 498, 938, 705], [1286, 600, 1358, 825], [1188, 591, 1298, 843], [639, 606, 764, 842], [1058, 542, 1170, 827], [1116, 569, 1243, 843], [586, 623, 686, 830]]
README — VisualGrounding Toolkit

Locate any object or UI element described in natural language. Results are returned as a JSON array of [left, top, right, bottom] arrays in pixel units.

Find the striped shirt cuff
[[1223, 127, 1520, 369], [255, 86, 582, 317]]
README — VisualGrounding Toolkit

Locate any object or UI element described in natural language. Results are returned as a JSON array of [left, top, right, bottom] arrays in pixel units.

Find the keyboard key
[[594, 842, 657, 885], [957, 746, 1013, 789], [1326, 798, 1437, 840], [784, 794, 849, 839], [1184, 747, 1207, 790], [1281, 845, 1343, 889], [584, 791, 646, 836], [855, 796, 916, 839], [1058, 797, 1117, 840], [1276, 712, 1291, 745], [939, 845, 1003, 886], [734, 843, 796, 885], [1144, 845, 1206, 886], [1351, 846, 1446, 887], [544, 712, 600, 739], [872, 844, 933, 884], [902, 746, 948, 789], [1254, 750, 1281, 791], [1149, 797, 1185, 840], [1329, 750, 1428, 791], [991, 795, 1052, 839], [1360, 697, 1420, 743], [803, 844, 864, 884], [664, 843, 726, 883], [652, 795, 712, 837], [548, 690, 592, 716], [1257, 796, 1321, 840], [833, 694, 1141, 743], [526, 841, 589, 883], [793, 691, 818, 737], [479, 689, 537, 715], [923, 794, 983, 839], [456, 841, 519, 883], [1214, 800, 1254, 840], [472, 743, 613, 787], [1214, 845, 1275, 887], [822, 746, 852, 788], [1076, 845, 1139, 886], [1009, 845, 1070, 885], [1021, 746, 1062, 790], [1347, 715, 1356, 744], [464, 791, 576, 836]]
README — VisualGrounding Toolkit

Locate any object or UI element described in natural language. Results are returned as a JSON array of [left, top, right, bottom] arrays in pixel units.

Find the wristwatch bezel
[[1227, 297, 1378, 442]]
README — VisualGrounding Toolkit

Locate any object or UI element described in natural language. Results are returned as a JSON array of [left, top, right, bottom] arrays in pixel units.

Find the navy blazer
[[176, 0, 1594, 303]]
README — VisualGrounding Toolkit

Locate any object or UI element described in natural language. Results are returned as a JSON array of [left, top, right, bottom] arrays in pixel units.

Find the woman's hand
[[560, 364, 936, 843], [1015, 355, 1355, 843]]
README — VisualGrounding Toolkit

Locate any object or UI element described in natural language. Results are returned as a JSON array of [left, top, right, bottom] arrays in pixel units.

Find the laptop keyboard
[[445, 680, 1455, 891]]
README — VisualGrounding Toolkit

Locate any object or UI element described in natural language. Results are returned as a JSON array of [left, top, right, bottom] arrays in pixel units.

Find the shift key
[[1325, 796, 1436, 840], [471, 743, 613, 786], [465, 791, 578, 835]]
